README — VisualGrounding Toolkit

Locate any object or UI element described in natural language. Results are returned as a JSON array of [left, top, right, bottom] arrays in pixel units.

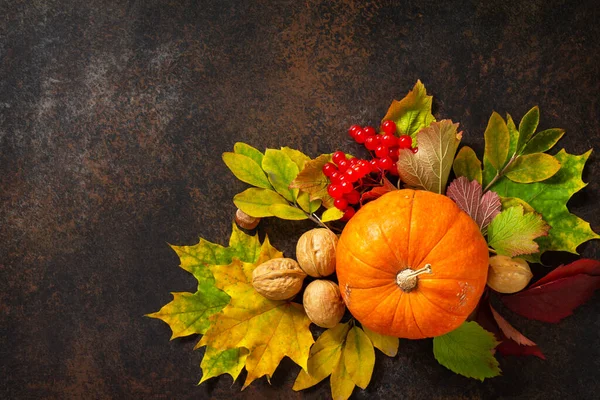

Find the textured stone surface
[[1, 0, 599, 399]]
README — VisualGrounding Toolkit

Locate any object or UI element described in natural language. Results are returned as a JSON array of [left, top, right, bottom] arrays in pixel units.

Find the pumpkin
[[336, 189, 489, 339]]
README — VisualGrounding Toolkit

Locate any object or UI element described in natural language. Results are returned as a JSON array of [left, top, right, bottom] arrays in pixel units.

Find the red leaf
[[497, 340, 546, 360], [360, 176, 396, 205], [490, 305, 536, 346], [446, 177, 501, 231], [502, 259, 600, 323]]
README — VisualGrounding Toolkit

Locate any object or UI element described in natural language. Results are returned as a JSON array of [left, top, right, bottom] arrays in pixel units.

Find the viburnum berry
[[341, 206, 356, 221], [334, 198, 348, 210], [363, 126, 377, 136], [327, 184, 344, 199], [412, 147, 419, 154], [381, 120, 397, 135], [337, 159, 349, 172], [339, 180, 354, 194], [329, 170, 342, 183], [378, 156, 394, 171], [388, 147, 399, 161], [345, 168, 360, 183], [354, 129, 367, 144], [348, 158, 359, 167], [388, 164, 399, 176], [348, 125, 361, 138], [332, 151, 346, 165], [364, 135, 379, 151], [322, 162, 337, 177], [345, 190, 360, 204], [375, 145, 388, 158], [381, 134, 397, 148], [369, 159, 380, 172], [398, 135, 412, 149]]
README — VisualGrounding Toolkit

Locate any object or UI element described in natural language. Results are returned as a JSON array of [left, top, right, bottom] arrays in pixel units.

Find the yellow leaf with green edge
[[234, 142, 264, 166], [268, 204, 309, 220], [199, 257, 314, 389], [281, 146, 311, 170], [490, 150, 600, 263], [331, 350, 356, 400], [343, 326, 375, 389], [453, 146, 482, 184], [487, 205, 550, 257], [256, 235, 284, 264], [362, 326, 399, 357], [505, 114, 519, 165], [233, 188, 288, 218], [222, 152, 271, 189], [381, 79, 435, 138], [321, 207, 344, 222], [517, 106, 540, 152], [262, 149, 299, 201], [293, 322, 351, 391], [504, 153, 561, 183], [146, 290, 230, 338], [483, 112, 510, 170], [290, 154, 335, 208], [397, 120, 462, 194], [521, 128, 565, 155], [297, 191, 321, 213], [500, 197, 535, 213], [199, 346, 248, 384], [433, 321, 500, 381]]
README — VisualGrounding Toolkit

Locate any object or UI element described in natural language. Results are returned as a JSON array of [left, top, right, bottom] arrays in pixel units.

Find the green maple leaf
[[490, 150, 599, 262], [433, 321, 501, 381], [381, 79, 435, 138], [487, 205, 550, 257]]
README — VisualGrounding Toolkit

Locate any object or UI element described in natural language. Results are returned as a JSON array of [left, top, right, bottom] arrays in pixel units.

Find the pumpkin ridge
[[405, 190, 416, 268], [377, 221, 406, 271], [338, 236, 397, 277], [416, 289, 467, 318], [359, 284, 400, 322], [407, 293, 425, 337]]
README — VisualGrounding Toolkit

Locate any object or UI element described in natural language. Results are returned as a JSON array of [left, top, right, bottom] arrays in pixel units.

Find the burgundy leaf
[[490, 305, 536, 346], [447, 176, 501, 231], [360, 176, 397, 205], [502, 259, 600, 323], [497, 340, 546, 360]]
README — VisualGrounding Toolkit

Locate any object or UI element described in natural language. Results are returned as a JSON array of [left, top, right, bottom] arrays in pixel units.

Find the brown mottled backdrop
[[1, 0, 599, 399]]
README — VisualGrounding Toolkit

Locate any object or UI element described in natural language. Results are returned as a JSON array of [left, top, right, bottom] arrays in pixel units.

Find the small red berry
[[363, 126, 377, 136], [348, 125, 361, 138], [327, 184, 344, 199], [337, 159, 349, 172], [354, 129, 367, 144], [341, 206, 356, 221], [381, 120, 397, 135], [339, 180, 354, 194], [378, 156, 394, 170], [348, 157, 359, 167], [388, 147, 399, 161], [411, 147, 419, 154], [364, 136, 379, 151], [329, 170, 342, 183], [334, 198, 348, 210], [388, 164, 399, 176], [345, 168, 360, 183], [381, 134, 398, 148], [332, 151, 346, 164], [369, 159, 380, 172], [322, 162, 337, 177], [398, 135, 412, 149], [345, 190, 360, 204], [375, 145, 388, 158]]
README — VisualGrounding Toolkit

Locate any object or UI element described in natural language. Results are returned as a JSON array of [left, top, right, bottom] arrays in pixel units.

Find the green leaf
[[488, 205, 550, 257], [504, 153, 561, 183], [521, 129, 565, 155], [343, 326, 375, 389], [483, 112, 510, 170], [482, 156, 496, 189], [293, 323, 351, 391], [381, 80, 435, 138], [297, 191, 322, 213], [233, 142, 264, 166], [397, 120, 462, 194], [289, 154, 335, 208], [517, 106, 540, 152], [505, 114, 519, 165], [491, 150, 600, 262], [222, 152, 272, 189], [321, 207, 344, 222], [500, 197, 535, 214], [199, 346, 249, 384], [362, 326, 399, 357], [453, 146, 482, 184], [281, 147, 311, 170], [268, 204, 309, 220], [233, 188, 288, 217], [262, 149, 300, 201], [433, 321, 501, 381]]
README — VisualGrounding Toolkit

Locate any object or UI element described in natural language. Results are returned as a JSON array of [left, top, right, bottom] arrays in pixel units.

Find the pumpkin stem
[[396, 264, 432, 292]]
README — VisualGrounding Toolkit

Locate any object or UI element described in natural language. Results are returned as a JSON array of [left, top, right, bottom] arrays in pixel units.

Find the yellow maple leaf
[[198, 238, 314, 389]]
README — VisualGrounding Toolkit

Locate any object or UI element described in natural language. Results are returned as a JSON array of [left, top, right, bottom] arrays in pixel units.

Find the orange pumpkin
[[336, 189, 489, 339]]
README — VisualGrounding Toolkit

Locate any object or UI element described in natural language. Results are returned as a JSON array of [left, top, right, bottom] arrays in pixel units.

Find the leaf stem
[[488, 247, 497, 254], [483, 155, 517, 193]]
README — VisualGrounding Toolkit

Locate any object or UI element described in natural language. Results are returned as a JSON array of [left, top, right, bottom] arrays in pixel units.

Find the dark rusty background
[[1, 0, 599, 399]]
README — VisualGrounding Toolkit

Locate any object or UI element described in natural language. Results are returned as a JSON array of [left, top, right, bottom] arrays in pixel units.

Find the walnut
[[296, 228, 338, 277], [252, 258, 306, 300], [487, 255, 533, 294], [303, 280, 345, 328]]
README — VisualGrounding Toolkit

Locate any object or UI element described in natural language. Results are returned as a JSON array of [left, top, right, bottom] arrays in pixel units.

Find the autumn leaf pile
[[149, 81, 599, 398]]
